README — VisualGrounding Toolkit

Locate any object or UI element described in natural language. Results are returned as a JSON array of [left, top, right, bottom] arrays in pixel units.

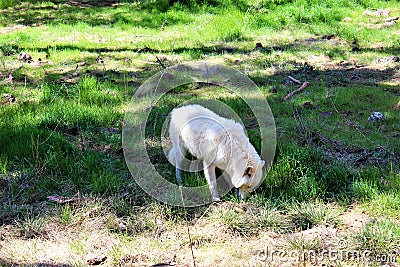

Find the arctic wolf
[[168, 104, 265, 201]]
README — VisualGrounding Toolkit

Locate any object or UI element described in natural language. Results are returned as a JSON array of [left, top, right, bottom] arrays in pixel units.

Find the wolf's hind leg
[[176, 166, 182, 185]]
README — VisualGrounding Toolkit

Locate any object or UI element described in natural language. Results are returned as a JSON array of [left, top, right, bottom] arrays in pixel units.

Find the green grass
[[354, 219, 400, 256], [15, 215, 46, 238], [0, 0, 400, 265], [361, 192, 400, 219], [285, 234, 323, 252]]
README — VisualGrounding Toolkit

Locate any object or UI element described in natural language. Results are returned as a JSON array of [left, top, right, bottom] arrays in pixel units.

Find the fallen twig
[[287, 75, 302, 84], [312, 130, 345, 152], [283, 81, 309, 100], [47, 195, 81, 204], [160, 19, 167, 31], [179, 186, 196, 267]]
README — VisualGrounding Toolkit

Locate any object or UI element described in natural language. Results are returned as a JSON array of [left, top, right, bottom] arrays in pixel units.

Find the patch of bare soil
[[0, 24, 27, 34], [340, 209, 376, 231], [296, 36, 400, 86]]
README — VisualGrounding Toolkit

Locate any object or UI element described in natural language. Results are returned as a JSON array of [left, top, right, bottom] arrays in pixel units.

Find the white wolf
[[168, 104, 265, 201]]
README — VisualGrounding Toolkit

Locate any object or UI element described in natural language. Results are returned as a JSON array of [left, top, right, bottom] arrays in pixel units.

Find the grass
[[354, 219, 400, 257], [207, 203, 288, 236], [0, 0, 399, 266], [287, 201, 341, 230], [285, 234, 323, 253]]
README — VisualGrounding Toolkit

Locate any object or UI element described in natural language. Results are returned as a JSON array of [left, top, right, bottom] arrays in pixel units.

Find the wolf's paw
[[213, 197, 221, 202]]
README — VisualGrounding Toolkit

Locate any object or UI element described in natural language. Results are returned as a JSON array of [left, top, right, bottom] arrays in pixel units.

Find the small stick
[[155, 56, 166, 69], [288, 75, 302, 84], [284, 81, 309, 100], [180, 186, 196, 267], [160, 19, 167, 31]]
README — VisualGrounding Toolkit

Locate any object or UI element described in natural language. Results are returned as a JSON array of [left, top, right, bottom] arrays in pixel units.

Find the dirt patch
[[0, 24, 27, 34], [340, 209, 376, 231]]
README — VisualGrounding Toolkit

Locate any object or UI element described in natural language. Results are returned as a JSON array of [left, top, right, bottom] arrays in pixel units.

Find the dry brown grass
[[0, 201, 384, 267]]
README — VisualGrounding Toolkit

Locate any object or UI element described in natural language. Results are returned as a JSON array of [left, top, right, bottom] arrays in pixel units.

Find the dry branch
[[160, 19, 168, 31], [156, 56, 166, 69], [283, 81, 309, 100], [47, 195, 81, 204], [287, 75, 302, 84]]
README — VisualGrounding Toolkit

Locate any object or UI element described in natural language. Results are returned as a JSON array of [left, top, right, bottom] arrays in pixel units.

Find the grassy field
[[1, 0, 400, 266]]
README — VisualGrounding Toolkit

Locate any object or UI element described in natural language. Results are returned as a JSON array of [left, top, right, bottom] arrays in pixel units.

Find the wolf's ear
[[244, 166, 253, 177]]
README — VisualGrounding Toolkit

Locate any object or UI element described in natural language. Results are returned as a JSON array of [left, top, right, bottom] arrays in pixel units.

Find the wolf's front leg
[[176, 167, 182, 185], [203, 162, 220, 202], [169, 146, 184, 185]]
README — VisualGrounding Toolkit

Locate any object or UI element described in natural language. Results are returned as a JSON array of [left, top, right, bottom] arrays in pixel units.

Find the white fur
[[168, 104, 265, 201]]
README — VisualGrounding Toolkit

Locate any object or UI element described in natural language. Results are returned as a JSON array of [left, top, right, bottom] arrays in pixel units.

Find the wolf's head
[[235, 160, 265, 200]]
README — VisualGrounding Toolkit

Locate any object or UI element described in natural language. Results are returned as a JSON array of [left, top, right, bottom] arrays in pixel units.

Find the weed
[[109, 244, 125, 266], [209, 207, 255, 235], [16, 216, 46, 239], [255, 206, 289, 233], [287, 201, 341, 230], [69, 240, 87, 256], [57, 204, 75, 225], [387, 163, 400, 191], [109, 197, 134, 218], [0, 43, 17, 56]]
